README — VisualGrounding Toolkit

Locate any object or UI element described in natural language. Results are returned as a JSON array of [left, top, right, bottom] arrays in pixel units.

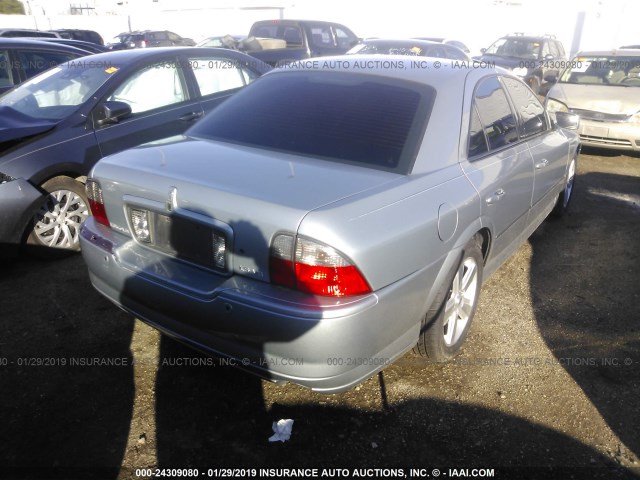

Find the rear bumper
[[578, 119, 640, 151], [80, 217, 431, 393]]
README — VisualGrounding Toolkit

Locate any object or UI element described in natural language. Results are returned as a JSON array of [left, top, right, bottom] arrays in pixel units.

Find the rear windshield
[[188, 71, 434, 173]]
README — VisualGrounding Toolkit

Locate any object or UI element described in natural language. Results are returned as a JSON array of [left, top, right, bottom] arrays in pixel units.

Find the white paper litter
[[268, 419, 294, 442]]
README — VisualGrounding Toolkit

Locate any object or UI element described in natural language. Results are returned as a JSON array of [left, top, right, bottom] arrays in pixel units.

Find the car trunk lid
[[93, 136, 400, 281]]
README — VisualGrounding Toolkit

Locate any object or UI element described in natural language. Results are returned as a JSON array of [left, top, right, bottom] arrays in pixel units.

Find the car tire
[[25, 176, 90, 255], [551, 157, 576, 217], [414, 236, 483, 362]]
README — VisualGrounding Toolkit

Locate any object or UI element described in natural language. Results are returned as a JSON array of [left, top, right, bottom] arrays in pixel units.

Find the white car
[[546, 49, 640, 151]]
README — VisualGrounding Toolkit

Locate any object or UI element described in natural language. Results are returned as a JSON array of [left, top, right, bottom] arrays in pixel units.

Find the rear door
[[461, 75, 535, 258], [501, 75, 568, 220], [93, 57, 204, 157]]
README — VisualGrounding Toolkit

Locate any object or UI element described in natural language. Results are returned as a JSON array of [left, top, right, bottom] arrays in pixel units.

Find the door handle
[[535, 159, 549, 169], [485, 188, 506, 205], [179, 111, 204, 122]]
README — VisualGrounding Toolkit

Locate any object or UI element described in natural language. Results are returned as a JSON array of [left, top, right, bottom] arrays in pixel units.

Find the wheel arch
[[421, 224, 490, 321]]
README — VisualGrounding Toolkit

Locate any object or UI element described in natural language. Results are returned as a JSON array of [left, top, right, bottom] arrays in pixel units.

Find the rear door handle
[[535, 159, 549, 169], [485, 188, 506, 205], [179, 111, 204, 122]]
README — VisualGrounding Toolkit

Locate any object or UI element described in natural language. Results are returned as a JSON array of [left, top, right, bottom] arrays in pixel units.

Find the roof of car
[[252, 19, 349, 27], [0, 28, 59, 36], [60, 46, 270, 73], [269, 54, 496, 86], [574, 49, 640, 56], [360, 38, 444, 46], [0, 37, 88, 53], [499, 34, 555, 41]]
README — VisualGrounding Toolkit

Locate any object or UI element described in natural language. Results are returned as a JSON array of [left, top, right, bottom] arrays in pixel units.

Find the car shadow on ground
[[528, 169, 640, 470], [2, 170, 640, 479], [0, 253, 135, 479], [580, 146, 640, 158], [153, 337, 636, 479]]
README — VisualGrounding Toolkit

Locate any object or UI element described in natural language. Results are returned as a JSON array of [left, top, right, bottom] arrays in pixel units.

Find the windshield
[[485, 38, 541, 60], [0, 61, 116, 120], [559, 55, 640, 86]]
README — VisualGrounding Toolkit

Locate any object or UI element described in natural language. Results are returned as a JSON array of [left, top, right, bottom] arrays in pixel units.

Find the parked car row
[[346, 38, 470, 61], [0, 28, 104, 45], [0, 47, 269, 255]]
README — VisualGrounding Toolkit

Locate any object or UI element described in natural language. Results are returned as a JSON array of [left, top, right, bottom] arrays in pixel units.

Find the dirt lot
[[1, 149, 639, 480]]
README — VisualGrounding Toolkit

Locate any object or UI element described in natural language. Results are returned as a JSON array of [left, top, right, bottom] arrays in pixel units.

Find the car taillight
[[86, 178, 109, 226], [269, 235, 371, 297]]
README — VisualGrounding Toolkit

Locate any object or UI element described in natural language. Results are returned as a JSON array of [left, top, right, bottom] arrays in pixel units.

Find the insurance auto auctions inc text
[[255, 468, 495, 477], [277, 59, 495, 70]]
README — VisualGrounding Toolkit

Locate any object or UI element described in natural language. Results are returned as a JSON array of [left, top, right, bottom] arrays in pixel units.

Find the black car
[[25, 37, 109, 54], [0, 28, 60, 39], [475, 34, 566, 94], [0, 38, 89, 94], [50, 29, 104, 45], [107, 30, 195, 50], [0, 47, 269, 255]]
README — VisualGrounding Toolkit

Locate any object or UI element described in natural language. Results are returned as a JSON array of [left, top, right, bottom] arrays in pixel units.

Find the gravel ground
[[0, 149, 639, 480]]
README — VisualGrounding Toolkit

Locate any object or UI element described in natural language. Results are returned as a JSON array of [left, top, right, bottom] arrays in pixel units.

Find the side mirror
[[544, 74, 558, 84], [97, 101, 132, 126], [480, 48, 487, 54], [554, 111, 579, 130]]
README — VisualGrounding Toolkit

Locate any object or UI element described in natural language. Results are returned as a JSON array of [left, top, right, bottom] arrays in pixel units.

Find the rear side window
[[334, 27, 356, 49], [17, 50, 80, 79], [444, 46, 468, 60], [470, 76, 518, 155], [468, 106, 488, 158], [309, 26, 333, 48], [189, 72, 435, 173], [0, 50, 13, 88], [282, 27, 303, 46], [501, 76, 547, 138], [188, 56, 256, 97]]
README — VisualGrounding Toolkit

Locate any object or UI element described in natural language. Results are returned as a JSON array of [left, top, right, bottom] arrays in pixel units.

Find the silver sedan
[[80, 57, 580, 393]]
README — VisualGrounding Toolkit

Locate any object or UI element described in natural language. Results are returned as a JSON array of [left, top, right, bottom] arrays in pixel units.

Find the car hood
[[0, 107, 57, 147], [548, 83, 640, 115]]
